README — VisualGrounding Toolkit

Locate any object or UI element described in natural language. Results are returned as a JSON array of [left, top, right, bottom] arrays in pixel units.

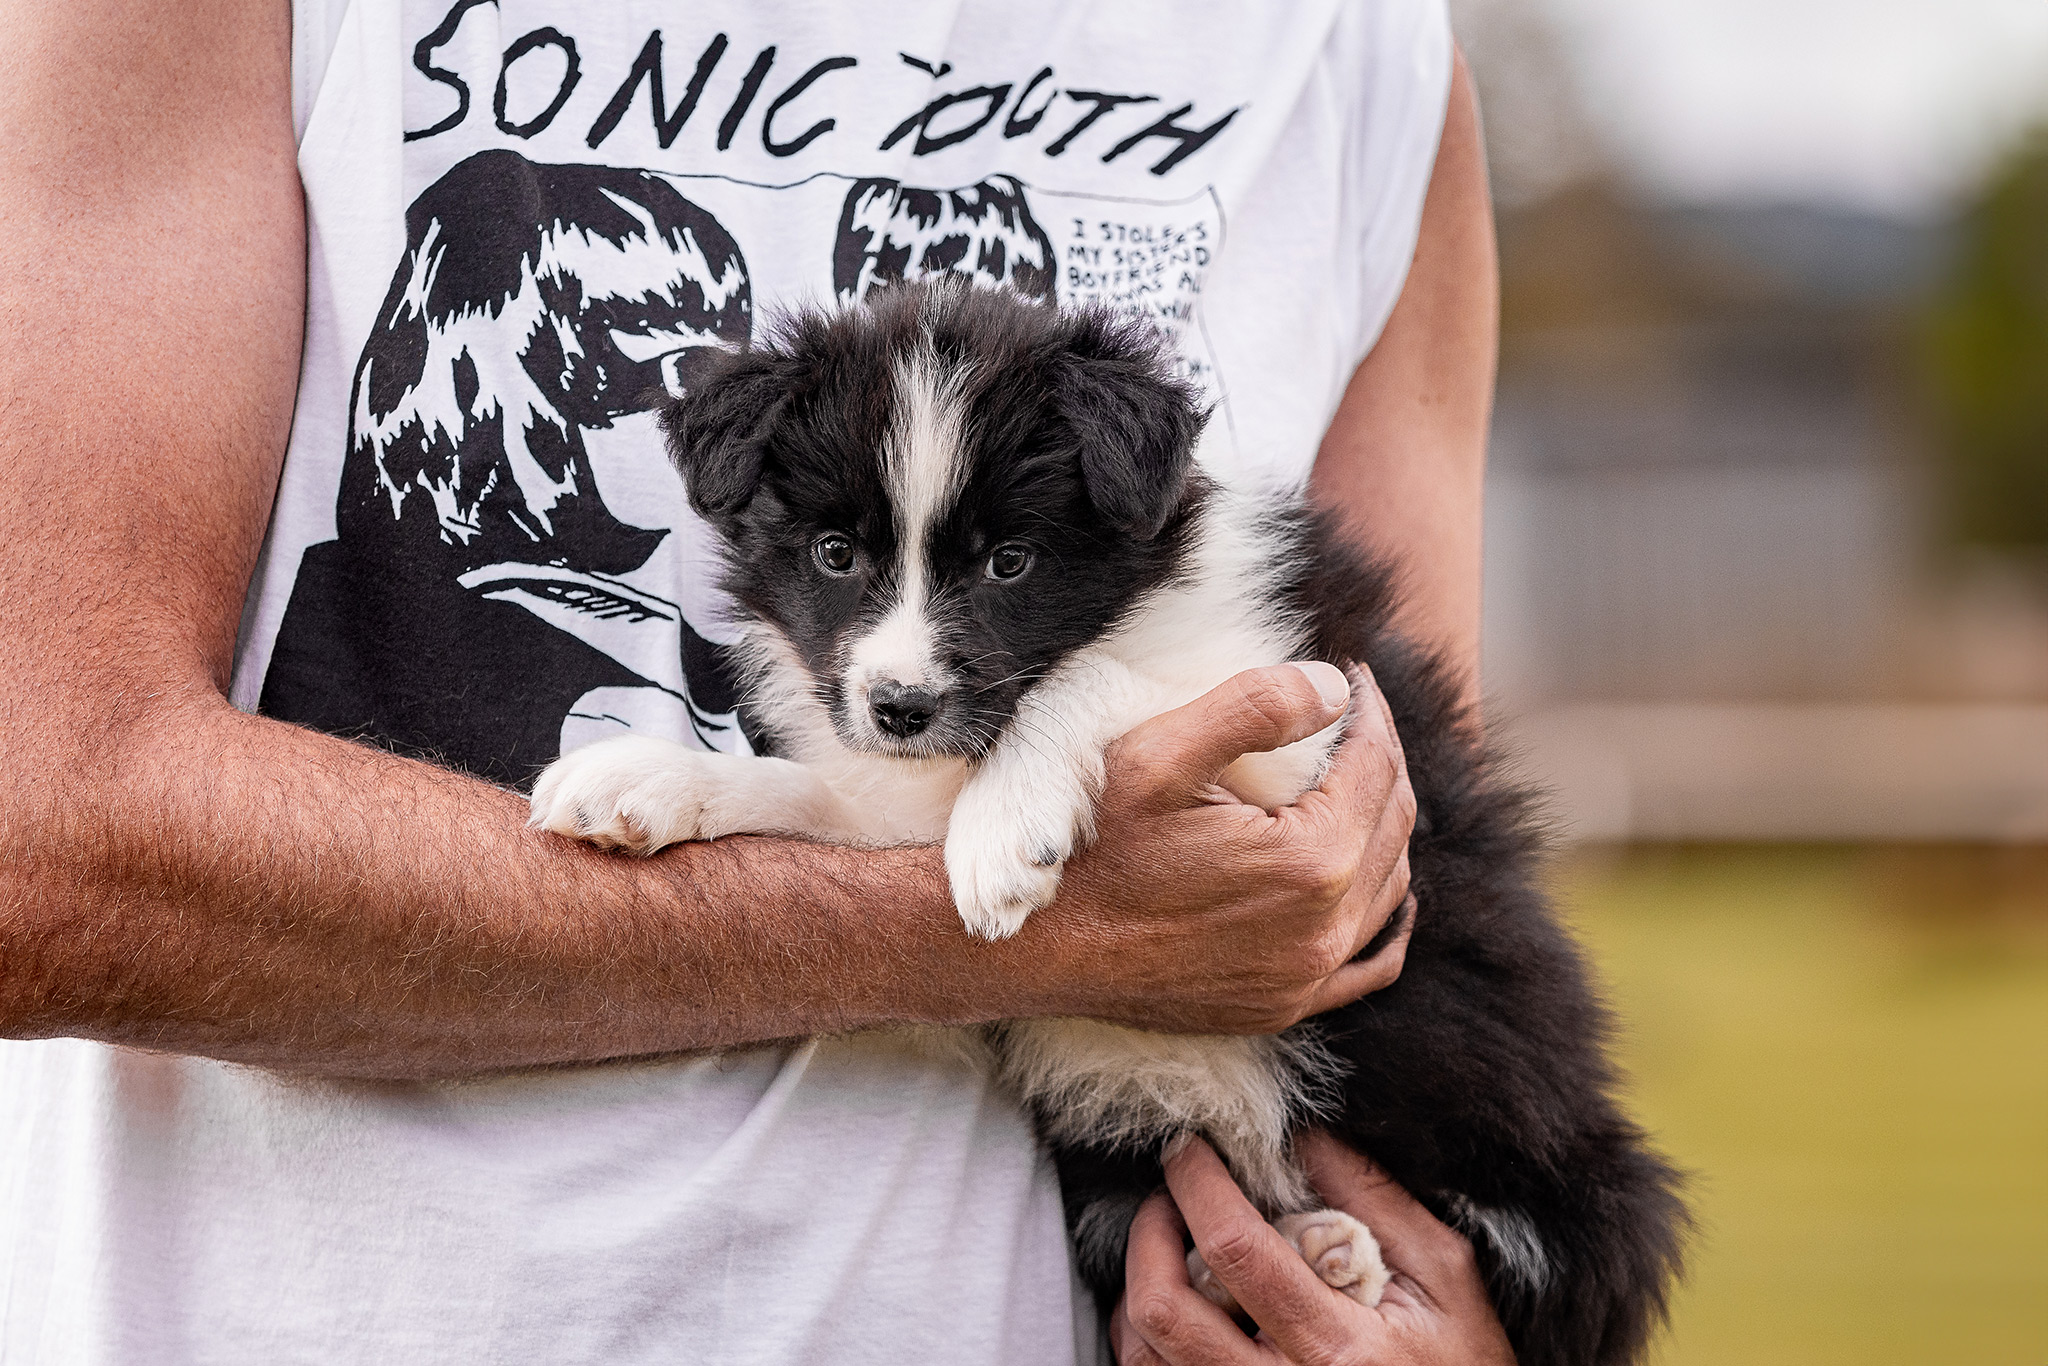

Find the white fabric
[[2, 1035, 1081, 1364], [0, 2, 1451, 1362]]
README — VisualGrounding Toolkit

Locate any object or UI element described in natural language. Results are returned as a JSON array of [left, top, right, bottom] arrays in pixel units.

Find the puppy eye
[[813, 534, 858, 575], [984, 543, 1034, 582]]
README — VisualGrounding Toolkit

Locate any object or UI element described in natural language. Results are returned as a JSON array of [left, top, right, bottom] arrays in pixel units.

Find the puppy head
[[663, 280, 1207, 759]]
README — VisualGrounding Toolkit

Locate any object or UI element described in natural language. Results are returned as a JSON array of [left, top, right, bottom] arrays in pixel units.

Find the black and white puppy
[[529, 281, 1686, 1366]]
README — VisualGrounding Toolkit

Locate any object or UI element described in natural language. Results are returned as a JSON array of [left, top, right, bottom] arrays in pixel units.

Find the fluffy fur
[[528, 281, 1687, 1365]]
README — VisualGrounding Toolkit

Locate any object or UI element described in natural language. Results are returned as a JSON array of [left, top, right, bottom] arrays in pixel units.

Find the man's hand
[[1111, 1134, 1516, 1366], [1005, 662, 1416, 1036]]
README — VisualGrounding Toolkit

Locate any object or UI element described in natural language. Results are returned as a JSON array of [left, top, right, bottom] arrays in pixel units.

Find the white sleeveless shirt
[[0, 4, 1450, 1362]]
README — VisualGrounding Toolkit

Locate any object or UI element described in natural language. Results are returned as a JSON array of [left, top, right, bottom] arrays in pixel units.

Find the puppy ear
[[1056, 335, 1206, 540], [660, 349, 785, 520]]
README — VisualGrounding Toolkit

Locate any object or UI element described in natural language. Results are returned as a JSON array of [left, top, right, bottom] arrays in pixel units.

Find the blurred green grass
[[1556, 845, 2048, 1366]]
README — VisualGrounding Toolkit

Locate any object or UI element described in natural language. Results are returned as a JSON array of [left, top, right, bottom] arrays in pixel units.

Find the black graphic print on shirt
[[835, 176, 1055, 304], [261, 151, 760, 782]]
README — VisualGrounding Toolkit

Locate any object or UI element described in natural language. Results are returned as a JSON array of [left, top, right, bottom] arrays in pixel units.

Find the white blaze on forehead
[[846, 350, 972, 693], [884, 349, 972, 591]]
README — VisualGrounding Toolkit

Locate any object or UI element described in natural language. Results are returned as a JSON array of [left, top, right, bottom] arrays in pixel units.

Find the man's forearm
[[2, 690, 992, 1078], [2, 656, 1421, 1079]]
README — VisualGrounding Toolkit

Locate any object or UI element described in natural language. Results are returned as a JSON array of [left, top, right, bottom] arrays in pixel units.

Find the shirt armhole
[[1343, 0, 1456, 369], [291, 0, 354, 144]]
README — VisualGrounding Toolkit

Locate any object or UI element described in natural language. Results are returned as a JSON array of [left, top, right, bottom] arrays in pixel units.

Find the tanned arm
[[0, 0, 1415, 1079], [1310, 50, 1498, 693]]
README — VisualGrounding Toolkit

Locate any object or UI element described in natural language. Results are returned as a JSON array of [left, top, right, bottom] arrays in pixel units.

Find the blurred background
[[1453, 0, 2048, 1360]]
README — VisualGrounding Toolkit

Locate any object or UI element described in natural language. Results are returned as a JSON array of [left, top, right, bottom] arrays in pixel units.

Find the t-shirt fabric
[[0, 3, 1451, 1362]]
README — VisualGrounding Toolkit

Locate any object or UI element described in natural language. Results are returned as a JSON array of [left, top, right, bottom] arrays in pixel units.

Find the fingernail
[[1289, 661, 1350, 709], [1161, 1132, 1194, 1164]]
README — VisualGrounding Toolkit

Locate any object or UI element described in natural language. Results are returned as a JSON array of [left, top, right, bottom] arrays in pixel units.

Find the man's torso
[[1, 3, 1449, 1360]]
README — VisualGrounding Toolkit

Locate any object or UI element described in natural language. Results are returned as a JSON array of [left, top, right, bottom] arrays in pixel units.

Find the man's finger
[[1115, 664, 1349, 801], [1344, 846, 1412, 960], [1297, 836, 1412, 1019], [1302, 889, 1415, 1016], [1120, 1187, 1260, 1365], [1356, 661, 1409, 772], [1297, 668, 1411, 846], [1108, 1301, 1174, 1366], [1164, 1137, 1358, 1358], [1296, 1130, 1479, 1295]]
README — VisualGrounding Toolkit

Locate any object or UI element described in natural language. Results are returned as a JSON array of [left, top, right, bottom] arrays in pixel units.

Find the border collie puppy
[[529, 281, 1686, 1366]]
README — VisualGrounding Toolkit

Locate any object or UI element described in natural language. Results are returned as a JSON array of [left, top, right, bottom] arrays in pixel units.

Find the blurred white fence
[[1480, 382, 2048, 842], [1484, 463, 1908, 701], [1502, 702, 2048, 843]]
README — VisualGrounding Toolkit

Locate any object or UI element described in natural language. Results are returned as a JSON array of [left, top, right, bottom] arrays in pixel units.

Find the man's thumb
[[1125, 662, 1349, 795]]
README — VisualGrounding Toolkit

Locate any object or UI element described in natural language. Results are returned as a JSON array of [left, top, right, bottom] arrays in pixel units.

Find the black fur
[[1052, 330, 1205, 539], [663, 281, 1687, 1366], [1055, 500, 1689, 1365]]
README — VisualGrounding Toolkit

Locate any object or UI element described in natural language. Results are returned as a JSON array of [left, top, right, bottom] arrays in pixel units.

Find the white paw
[[943, 783, 1084, 940], [1275, 1208, 1389, 1306], [1187, 1209, 1389, 1315], [944, 823, 1065, 940], [528, 736, 719, 855]]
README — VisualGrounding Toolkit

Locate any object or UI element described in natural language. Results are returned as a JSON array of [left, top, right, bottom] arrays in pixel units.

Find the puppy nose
[[869, 681, 943, 738]]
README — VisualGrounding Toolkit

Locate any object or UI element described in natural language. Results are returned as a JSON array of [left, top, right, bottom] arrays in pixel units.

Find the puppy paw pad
[[1275, 1209, 1389, 1306]]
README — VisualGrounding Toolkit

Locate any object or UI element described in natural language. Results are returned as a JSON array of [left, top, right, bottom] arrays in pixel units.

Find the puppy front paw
[[943, 784, 1084, 940], [528, 736, 716, 855], [945, 835, 1064, 940]]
